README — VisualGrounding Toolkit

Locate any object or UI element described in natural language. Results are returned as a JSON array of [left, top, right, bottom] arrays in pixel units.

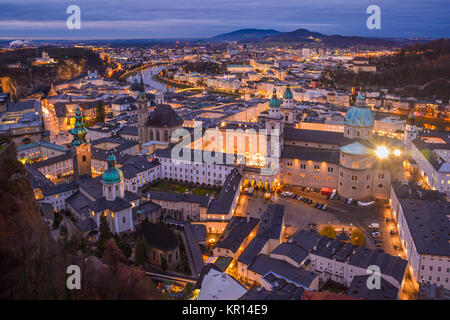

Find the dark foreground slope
[[0, 141, 66, 299], [0, 140, 163, 299]]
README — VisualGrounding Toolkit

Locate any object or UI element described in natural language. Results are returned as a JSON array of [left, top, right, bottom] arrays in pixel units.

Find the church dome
[[146, 104, 183, 128], [102, 151, 123, 184], [344, 93, 374, 127], [282, 85, 293, 100], [269, 89, 281, 108]]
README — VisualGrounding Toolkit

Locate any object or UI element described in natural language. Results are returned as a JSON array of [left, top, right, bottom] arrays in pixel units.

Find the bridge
[[174, 87, 204, 93]]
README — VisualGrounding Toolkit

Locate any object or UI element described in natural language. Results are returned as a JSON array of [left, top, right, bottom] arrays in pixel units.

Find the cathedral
[[245, 88, 404, 201], [137, 81, 183, 145]]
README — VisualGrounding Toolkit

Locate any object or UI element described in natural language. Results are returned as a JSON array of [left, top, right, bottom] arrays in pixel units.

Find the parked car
[[321, 205, 328, 211], [316, 204, 323, 209], [297, 196, 303, 201], [307, 199, 313, 204], [330, 194, 335, 200], [372, 231, 382, 238], [347, 198, 353, 204], [369, 223, 380, 229]]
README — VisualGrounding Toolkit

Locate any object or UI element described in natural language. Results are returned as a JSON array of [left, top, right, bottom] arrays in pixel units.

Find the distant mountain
[[210, 27, 417, 48], [262, 28, 324, 43], [209, 28, 281, 42]]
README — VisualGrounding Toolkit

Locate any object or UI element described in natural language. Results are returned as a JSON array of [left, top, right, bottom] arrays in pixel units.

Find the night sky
[[0, 0, 449, 39]]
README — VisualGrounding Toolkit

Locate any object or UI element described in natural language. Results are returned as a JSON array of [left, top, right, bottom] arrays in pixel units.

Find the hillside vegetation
[[332, 38, 450, 101]]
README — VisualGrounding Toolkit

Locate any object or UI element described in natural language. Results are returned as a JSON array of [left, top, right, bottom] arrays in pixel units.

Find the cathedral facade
[[243, 88, 404, 201], [137, 84, 183, 145]]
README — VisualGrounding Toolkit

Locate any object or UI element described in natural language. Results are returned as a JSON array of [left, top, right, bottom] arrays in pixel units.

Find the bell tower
[[266, 88, 284, 160], [281, 85, 295, 126], [404, 111, 418, 144], [70, 106, 92, 177], [137, 74, 149, 145]]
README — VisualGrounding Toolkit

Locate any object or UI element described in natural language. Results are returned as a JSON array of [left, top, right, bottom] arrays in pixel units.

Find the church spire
[[139, 74, 145, 93], [70, 106, 88, 147], [269, 88, 281, 108]]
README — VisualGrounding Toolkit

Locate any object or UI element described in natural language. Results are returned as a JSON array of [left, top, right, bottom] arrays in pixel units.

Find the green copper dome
[[344, 93, 374, 127], [269, 89, 281, 108], [283, 85, 293, 100], [70, 106, 88, 147], [101, 150, 123, 184]]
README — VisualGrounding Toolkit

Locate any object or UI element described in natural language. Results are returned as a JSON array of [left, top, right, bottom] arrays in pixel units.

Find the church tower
[[404, 111, 418, 144], [101, 150, 125, 200], [137, 75, 149, 145], [281, 85, 295, 126], [266, 88, 284, 160], [70, 106, 92, 177]]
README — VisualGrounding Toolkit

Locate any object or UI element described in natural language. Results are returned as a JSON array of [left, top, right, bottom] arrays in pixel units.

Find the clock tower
[[70, 106, 92, 177]]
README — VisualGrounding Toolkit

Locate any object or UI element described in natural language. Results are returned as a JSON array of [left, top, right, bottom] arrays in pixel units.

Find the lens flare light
[[375, 146, 390, 159]]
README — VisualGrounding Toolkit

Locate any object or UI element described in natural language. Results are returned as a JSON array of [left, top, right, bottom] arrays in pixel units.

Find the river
[[126, 65, 175, 92]]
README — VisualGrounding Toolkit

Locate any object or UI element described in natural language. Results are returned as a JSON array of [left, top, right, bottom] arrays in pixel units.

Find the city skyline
[[1, 0, 450, 40]]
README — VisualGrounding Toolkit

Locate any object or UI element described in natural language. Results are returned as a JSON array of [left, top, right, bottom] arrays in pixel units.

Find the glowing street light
[[393, 149, 402, 157], [375, 146, 390, 159]]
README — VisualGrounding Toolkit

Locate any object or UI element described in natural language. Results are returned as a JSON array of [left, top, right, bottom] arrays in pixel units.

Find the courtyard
[[142, 179, 220, 198]]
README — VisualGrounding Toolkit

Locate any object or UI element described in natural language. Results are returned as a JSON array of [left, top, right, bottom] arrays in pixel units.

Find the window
[[314, 165, 320, 171], [328, 167, 333, 173], [352, 175, 358, 181], [378, 184, 383, 188], [300, 164, 306, 170], [352, 161, 358, 169], [123, 217, 126, 224], [378, 173, 384, 179]]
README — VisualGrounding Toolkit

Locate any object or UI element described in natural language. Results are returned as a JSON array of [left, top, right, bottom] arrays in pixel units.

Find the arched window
[[352, 186, 357, 190], [149, 130, 154, 140], [378, 184, 383, 188], [82, 155, 86, 162], [156, 130, 160, 141], [164, 130, 169, 141], [123, 217, 126, 224]]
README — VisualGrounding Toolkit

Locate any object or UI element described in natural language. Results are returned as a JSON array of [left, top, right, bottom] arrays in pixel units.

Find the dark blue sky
[[0, 0, 449, 39]]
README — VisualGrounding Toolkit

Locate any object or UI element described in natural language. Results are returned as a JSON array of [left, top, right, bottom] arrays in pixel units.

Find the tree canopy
[[320, 225, 337, 239]]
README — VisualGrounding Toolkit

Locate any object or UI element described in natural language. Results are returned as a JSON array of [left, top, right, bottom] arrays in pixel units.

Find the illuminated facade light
[[375, 146, 390, 159]]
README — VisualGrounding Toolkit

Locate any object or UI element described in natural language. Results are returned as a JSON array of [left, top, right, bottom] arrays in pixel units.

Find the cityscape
[[0, 0, 449, 305]]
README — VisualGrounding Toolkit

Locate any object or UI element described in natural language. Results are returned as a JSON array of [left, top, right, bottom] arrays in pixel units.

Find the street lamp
[[393, 149, 402, 157]]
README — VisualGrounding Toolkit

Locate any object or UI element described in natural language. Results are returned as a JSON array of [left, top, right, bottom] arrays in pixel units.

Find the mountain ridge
[[210, 27, 429, 47]]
